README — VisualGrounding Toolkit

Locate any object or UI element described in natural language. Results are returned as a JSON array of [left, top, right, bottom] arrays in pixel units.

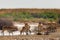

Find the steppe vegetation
[[0, 11, 60, 22], [0, 9, 60, 40]]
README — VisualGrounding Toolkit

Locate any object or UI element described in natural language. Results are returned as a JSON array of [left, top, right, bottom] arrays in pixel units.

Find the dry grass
[[0, 9, 60, 14], [0, 35, 60, 40]]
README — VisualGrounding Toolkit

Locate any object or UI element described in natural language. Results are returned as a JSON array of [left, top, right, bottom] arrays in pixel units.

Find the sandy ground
[[0, 35, 60, 40]]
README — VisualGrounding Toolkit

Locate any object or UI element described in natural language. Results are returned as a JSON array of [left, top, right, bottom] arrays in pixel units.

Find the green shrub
[[0, 12, 60, 21]]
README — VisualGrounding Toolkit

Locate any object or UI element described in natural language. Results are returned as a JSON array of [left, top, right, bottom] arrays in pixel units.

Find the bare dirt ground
[[0, 35, 60, 40]]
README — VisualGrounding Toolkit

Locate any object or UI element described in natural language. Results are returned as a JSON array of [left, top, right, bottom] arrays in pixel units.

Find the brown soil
[[0, 35, 60, 40], [0, 9, 60, 14]]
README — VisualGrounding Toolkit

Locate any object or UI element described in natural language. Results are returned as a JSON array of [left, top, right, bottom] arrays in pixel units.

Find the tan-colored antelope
[[2, 26, 18, 36], [0, 19, 18, 36], [20, 22, 31, 35], [37, 22, 49, 35], [47, 22, 57, 33]]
